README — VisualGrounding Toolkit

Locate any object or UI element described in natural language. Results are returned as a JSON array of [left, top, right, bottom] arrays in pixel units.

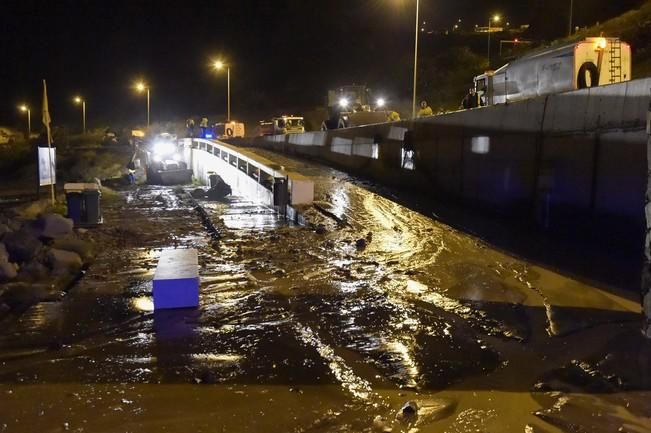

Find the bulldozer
[[318, 85, 392, 130]]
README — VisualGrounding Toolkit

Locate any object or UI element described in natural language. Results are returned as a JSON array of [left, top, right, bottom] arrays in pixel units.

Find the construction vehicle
[[318, 85, 391, 130], [144, 133, 193, 185], [471, 37, 631, 106]]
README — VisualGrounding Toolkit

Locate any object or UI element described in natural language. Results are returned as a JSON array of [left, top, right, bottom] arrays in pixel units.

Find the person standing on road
[[199, 117, 209, 138], [186, 118, 195, 138], [417, 100, 433, 117]]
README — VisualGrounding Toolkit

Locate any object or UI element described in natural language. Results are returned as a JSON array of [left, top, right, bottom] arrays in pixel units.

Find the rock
[[0, 243, 8, 262], [0, 223, 11, 240], [3, 230, 42, 262], [18, 258, 49, 281], [191, 188, 207, 199], [0, 301, 10, 317], [47, 248, 82, 276], [401, 400, 418, 416], [355, 238, 367, 250], [315, 224, 327, 235], [372, 415, 392, 432], [38, 213, 75, 239], [2, 282, 59, 308], [0, 263, 17, 281], [52, 236, 94, 263], [206, 179, 232, 201]]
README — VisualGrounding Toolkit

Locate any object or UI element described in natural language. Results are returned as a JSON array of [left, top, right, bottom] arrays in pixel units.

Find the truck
[[257, 116, 305, 136], [319, 85, 392, 130], [472, 37, 631, 106], [205, 121, 245, 140]]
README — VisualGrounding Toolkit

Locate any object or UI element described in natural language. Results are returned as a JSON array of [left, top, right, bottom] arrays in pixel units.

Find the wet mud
[[1, 151, 650, 432]]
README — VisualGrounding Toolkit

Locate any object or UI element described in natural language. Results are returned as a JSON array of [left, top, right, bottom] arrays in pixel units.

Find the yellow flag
[[42, 79, 52, 144]]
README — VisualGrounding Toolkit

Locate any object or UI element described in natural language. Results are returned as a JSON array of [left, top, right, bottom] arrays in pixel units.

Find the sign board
[[38, 146, 56, 186]]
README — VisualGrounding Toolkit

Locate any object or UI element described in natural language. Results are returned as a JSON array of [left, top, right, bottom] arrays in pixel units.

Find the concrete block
[[287, 171, 314, 205], [153, 248, 199, 310]]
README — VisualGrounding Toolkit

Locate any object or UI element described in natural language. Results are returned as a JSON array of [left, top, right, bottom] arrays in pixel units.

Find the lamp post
[[487, 14, 501, 68], [213, 60, 231, 121], [568, 0, 574, 36], [73, 96, 86, 134], [19, 105, 31, 138], [135, 82, 150, 127], [411, 0, 420, 118]]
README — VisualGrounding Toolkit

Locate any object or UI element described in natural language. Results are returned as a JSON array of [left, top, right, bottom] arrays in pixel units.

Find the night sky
[[0, 0, 643, 130]]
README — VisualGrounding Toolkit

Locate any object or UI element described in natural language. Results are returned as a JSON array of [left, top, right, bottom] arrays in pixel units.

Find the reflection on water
[[0, 171, 647, 433], [131, 296, 154, 312]]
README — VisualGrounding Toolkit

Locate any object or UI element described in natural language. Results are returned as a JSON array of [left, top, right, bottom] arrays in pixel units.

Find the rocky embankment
[[0, 212, 95, 317]]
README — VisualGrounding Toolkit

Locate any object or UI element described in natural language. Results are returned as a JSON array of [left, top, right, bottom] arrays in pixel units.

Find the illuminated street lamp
[[212, 60, 231, 121], [19, 104, 31, 138], [73, 96, 86, 134], [135, 81, 150, 127], [487, 14, 501, 67]]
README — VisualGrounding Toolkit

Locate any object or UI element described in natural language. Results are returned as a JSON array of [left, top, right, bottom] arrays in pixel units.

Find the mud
[[0, 151, 650, 432]]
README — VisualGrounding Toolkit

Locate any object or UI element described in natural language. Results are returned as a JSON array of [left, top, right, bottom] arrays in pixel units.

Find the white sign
[[38, 146, 56, 186]]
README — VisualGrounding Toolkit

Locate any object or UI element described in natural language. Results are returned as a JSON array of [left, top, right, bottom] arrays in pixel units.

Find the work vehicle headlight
[[153, 140, 175, 156]]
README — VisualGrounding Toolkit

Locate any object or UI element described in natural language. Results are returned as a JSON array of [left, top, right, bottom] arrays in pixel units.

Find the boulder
[[17, 258, 49, 281], [0, 244, 17, 281], [190, 188, 207, 199], [206, 178, 232, 201], [52, 236, 94, 263], [0, 261, 18, 282], [47, 248, 82, 276], [3, 230, 42, 262], [0, 243, 8, 262], [0, 223, 11, 240], [38, 213, 74, 239], [1, 282, 61, 308]]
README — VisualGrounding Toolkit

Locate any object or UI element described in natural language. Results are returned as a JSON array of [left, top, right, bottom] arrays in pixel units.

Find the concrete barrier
[[153, 248, 199, 310], [237, 77, 651, 239]]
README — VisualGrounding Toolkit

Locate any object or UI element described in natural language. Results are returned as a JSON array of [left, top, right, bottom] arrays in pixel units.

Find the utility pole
[[644, 93, 651, 337], [411, 0, 420, 119], [568, 0, 574, 37]]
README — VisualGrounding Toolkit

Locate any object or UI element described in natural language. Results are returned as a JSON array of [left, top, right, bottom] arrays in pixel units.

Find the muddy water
[[0, 155, 649, 432]]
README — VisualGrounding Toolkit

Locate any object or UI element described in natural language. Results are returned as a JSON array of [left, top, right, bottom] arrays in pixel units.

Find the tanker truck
[[471, 37, 631, 106]]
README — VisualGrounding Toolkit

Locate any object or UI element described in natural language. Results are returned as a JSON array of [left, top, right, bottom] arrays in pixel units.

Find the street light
[[19, 104, 31, 138], [212, 60, 231, 121], [487, 14, 501, 68], [135, 81, 150, 127], [73, 96, 86, 134], [411, 0, 420, 118]]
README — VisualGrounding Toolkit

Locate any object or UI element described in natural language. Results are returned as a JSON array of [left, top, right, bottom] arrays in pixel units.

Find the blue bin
[[66, 192, 83, 225]]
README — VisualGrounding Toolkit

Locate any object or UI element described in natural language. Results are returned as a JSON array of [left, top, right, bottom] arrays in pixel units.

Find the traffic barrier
[[153, 248, 199, 310]]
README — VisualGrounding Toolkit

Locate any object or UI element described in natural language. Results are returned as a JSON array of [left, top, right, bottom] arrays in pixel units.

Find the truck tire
[[226, 128, 234, 137], [577, 62, 599, 89]]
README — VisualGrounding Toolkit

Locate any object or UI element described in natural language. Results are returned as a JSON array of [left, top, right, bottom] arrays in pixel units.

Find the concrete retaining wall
[[239, 78, 651, 240]]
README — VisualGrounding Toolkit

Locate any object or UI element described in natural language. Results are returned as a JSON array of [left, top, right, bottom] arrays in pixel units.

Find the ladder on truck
[[608, 38, 622, 83]]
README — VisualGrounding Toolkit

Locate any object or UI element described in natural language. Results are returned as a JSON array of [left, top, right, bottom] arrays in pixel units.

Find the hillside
[[550, 0, 651, 77]]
